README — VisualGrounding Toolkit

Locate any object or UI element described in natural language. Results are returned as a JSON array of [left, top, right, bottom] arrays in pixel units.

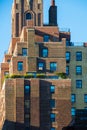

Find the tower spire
[[51, 0, 55, 6]]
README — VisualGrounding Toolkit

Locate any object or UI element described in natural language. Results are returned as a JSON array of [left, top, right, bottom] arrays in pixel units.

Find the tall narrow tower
[[12, 0, 43, 37], [49, 0, 57, 26]]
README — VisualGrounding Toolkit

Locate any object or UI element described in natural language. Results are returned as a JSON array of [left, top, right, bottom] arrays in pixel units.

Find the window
[[51, 128, 55, 130], [22, 48, 27, 56], [17, 61, 23, 71], [84, 107, 87, 110], [71, 107, 76, 116], [50, 85, 55, 93], [84, 94, 87, 103], [25, 86, 30, 94], [50, 99, 55, 108], [42, 48, 48, 57], [71, 94, 76, 103], [44, 35, 49, 42], [38, 4, 41, 9], [66, 52, 70, 62], [38, 62, 44, 70], [66, 66, 69, 75], [7, 59, 10, 63], [50, 62, 57, 71], [50, 113, 55, 122], [25, 100, 30, 109], [76, 66, 82, 75], [26, 13, 32, 20], [4, 71, 9, 76], [76, 80, 82, 88], [76, 52, 82, 61]]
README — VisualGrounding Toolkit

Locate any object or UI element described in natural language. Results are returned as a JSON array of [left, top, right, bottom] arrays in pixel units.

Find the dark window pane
[[76, 52, 82, 61], [76, 66, 82, 75], [44, 35, 49, 42], [50, 99, 55, 108], [66, 52, 70, 62], [50, 85, 55, 93], [26, 13, 32, 20], [66, 66, 69, 75], [71, 94, 76, 103], [22, 48, 27, 56], [50, 62, 57, 71], [71, 107, 76, 116], [84, 94, 87, 103], [38, 62, 44, 70], [25, 86, 30, 94], [17, 62, 23, 71], [50, 113, 55, 122], [76, 80, 82, 88], [42, 48, 48, 57]]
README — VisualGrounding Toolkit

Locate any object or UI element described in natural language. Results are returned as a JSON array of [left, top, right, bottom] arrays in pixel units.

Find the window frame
[[50, 62, 57, 72], [38, 62, 44, 71], [43, 35, 49, 42], [66, 52, 70, 62], [26, 13, 32, 20], [50, 85, 55, 93], [76, 80, 82, 88], [76, 66, 82, 75], [76, 52, 82, 61], [50, 113, 56, 122], [42, 48, 48, 57], [71, 94, 76, 103], [17, 61, 23, 71], [84, 94, 87, 103], [66, 66, 69, 75], [22, 48, 27, 56], [50, 99, 55, 108], [71, 107, 76, 116]]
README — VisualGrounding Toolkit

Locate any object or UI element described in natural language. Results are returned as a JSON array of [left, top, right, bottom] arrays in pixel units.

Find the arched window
[[26, 13, 32, 20]]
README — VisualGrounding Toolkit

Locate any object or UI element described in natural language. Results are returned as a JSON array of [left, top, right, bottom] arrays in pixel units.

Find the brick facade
[[0, 0, 71, 130]]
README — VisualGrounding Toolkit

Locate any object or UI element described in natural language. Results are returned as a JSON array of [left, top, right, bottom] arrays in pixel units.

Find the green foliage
[[10, 74, 23, 78], [24, 73, 34, 78], [55, 72, 67, 79], [36, 73, 46, 78]]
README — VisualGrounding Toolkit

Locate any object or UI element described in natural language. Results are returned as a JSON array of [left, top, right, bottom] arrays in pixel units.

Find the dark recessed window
[[71, 94, 76, 103], [7, 59, 10, 63], [50, 99, 55, 108], [76, 66, 82, 75], [50, 62, 57, 71], [17, 61, 23, 71], [25, 86, 30, 94], [66, 66, 69, 75], [42, 48, 48, 57], [26, 13, 32, 20], [66, 52, 70, 62], [22, 48, 27, 56], [50, 113, 55, 122], [50, 85, 55, 93], [71, 107, 76, 116], [51, 128, 55, 130], [76, 80, 82, 88], [25, 100, 30, 109], [76, 52, 82, 61], [38, 62, 44, 71], [44, 35, 49, 42], [84, 94, 87, 103]]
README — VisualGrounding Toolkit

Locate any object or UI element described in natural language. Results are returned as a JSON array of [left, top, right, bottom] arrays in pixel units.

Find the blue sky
[[0, 0, 87, 62]]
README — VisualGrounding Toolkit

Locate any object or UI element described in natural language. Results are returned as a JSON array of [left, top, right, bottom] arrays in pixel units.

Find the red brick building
[[0, 0, 71, 130]]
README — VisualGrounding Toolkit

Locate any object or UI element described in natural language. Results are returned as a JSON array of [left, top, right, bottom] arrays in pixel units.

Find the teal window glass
[[50, 62, 57, 71], [17, 61, 23, 71]]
